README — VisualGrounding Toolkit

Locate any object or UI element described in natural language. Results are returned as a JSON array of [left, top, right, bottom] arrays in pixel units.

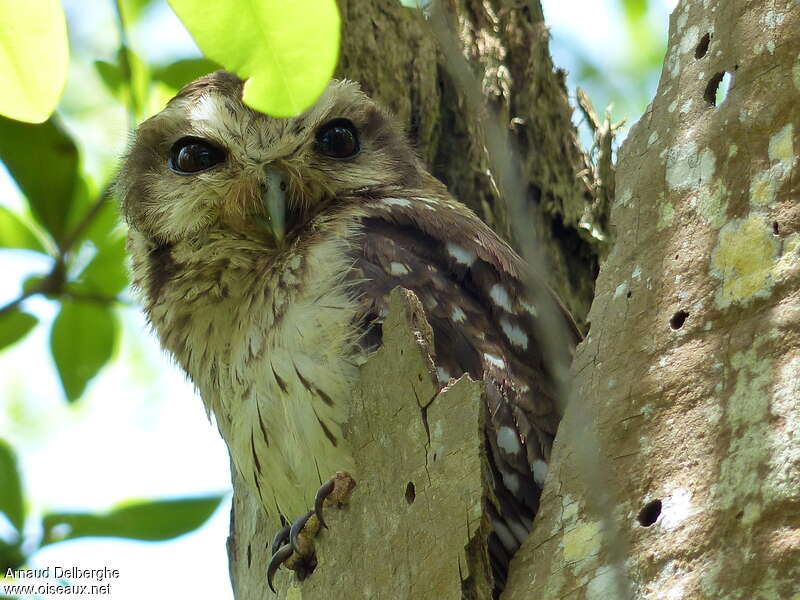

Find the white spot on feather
[[451, 306, 466, 323], [521, 300, 538, 317], [532, 459, 548, 486], [500, 317, 529, 350], [382, 198, 411, 207], [497, 425, 521, 455], [390, 262, 409, 276], [501, 469, 520, 494], [492, 518, 519, 552], [446, 242, 476, 266], [436, 367, 451, 384], [489, 284, 513, 312], [484, 352, 506, 370], [508, 517, 530, 543]]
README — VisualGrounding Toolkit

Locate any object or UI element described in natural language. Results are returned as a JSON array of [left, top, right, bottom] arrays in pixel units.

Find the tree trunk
[[508, 1, 800, 598], [226, 0, 607, 598]]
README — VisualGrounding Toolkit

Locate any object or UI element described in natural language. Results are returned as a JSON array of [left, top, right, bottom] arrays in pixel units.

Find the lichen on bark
[[512, 1, 800, 598]]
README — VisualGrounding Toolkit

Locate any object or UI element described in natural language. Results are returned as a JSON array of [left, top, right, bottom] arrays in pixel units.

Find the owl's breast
[[142, 227, 366, 518], [231, 235, 367, 518]]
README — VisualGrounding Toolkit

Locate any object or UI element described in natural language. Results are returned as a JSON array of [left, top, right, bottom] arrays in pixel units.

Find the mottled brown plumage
[[118, 71, 578, 591]]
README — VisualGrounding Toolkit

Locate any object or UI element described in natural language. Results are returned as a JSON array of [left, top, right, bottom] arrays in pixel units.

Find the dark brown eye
[[169, 137, 226, 174], [316, 119, 359, 159]]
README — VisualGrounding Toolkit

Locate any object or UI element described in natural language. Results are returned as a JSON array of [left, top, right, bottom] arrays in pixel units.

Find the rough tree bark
[[508, 1, 800, 599], [226, 0, 606, 598]]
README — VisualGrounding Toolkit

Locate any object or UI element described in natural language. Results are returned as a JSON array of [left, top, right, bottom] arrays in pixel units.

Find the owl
[[118, 71, 579, 594]]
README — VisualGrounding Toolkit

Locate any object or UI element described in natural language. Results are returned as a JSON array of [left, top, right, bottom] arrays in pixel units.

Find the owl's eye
[[316, 119, 360, 159], [169, 137, 226, 174]]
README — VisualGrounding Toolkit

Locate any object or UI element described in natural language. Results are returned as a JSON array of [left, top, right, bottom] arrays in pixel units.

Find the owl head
[[117, 71, 426, 246]]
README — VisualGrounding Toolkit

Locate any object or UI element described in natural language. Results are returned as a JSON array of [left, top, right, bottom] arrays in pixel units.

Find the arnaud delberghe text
[[5, 567, 120, 581]]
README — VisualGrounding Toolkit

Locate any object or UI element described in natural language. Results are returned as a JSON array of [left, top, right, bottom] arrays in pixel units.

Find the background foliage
[[0, 0, 671, 597]]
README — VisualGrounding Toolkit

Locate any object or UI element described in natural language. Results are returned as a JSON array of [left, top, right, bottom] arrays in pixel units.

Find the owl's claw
[[289, 510, 314, 556], [266, 472, 357, 593], [270, 524, 290, 556], [267, 544, 293, 594], [314, 478, 336, 529]]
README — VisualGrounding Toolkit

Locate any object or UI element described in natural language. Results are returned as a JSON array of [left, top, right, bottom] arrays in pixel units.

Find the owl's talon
[[289, 510, 315, 556], [267, 544, 293, 593], [270, 524, 290, 556], [267, 473, 356, 592], [314, 479, 336, 529]]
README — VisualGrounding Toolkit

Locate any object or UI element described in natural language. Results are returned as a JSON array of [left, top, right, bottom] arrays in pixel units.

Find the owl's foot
[[267, 472, 357, 593]]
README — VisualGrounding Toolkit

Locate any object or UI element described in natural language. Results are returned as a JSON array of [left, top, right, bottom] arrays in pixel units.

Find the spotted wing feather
[[345, 191, 580, 583]]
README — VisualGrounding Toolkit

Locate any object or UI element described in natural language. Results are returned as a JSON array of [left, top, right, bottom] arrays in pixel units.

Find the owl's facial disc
[[118, 72, 425, 245]]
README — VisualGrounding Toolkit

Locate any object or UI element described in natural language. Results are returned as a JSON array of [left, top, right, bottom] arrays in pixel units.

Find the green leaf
[[123, 48, 152, 121], [152, 58, 222, 91], [0, 116, 79, 242], [0, 537, 26, 573], [41, 495, 225, 545], [94, 59, 124, 98], [95, 48, 151, 120], [50, 301, 117, 402], [0, 0, 69, 123], [0, 310, 38, 352], [620, 0, 647, 24], [121, 0, 156, 23], [22, 274, 47, 296], [0, 439, 25, 532], [167, 0, 341, 117], [0, 207, 46, 254]]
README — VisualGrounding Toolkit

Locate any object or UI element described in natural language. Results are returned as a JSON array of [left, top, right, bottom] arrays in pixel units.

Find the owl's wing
[[344, 191, 580, 584]]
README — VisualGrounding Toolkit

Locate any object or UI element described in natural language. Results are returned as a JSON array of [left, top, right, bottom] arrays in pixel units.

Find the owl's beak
[[263, 167, 287, 243]]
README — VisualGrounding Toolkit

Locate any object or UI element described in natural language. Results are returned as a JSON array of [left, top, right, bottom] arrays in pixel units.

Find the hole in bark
[[405, 481, 416, 504], [773, 221, 780, 235], [529, 183, 542, 205], [670, 310, 689, 330], [695, 33, 711, 58], [638, 499, 662, 526], [626, 290, 632, 299], [705, 72, 732, 106]]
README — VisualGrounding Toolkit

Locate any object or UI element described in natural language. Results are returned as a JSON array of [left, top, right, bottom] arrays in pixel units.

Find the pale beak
[[264, 167, 287, 243]]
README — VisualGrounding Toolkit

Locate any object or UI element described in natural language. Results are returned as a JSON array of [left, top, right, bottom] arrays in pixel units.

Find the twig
[[0, 262, 65, 317], [64, 290, 130, 307], [58, 183, 113, 255], [0, 291, 37, 317]]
